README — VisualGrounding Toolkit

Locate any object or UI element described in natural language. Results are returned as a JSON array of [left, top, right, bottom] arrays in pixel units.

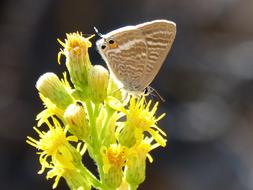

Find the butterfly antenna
[[94, 27, 103, 38], [147, 86, 165, 102]]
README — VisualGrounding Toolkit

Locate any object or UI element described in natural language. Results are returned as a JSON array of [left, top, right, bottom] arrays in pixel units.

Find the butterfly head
[[96, 26, 140, 55], [97, 37, 118, 52], [97, 38, 121, 60]]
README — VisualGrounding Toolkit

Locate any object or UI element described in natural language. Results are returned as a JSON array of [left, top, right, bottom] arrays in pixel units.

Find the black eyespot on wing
[[101, 44, 106, 49], [109, 39, 114, 44]]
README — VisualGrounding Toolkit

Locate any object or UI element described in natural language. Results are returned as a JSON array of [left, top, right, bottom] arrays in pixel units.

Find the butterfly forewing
[[99, 28, 148, 91]]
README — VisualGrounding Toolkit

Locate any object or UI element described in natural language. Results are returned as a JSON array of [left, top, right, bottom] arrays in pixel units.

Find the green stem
[[96, 154, 105, 186], [93, 103, 101, 119], [85, 100, 106, 188], [80, 164, 102, 189], [100, 110, 114, 145], [86, 100, 99, 149]]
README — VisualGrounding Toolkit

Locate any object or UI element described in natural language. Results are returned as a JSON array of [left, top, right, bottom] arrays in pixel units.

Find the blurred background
[[1, 0, 253, 189]]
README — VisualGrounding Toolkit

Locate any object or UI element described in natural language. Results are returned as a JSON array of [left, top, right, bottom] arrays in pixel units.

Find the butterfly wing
[[137, 20, 176, 89], [97, 27, 148, 91]]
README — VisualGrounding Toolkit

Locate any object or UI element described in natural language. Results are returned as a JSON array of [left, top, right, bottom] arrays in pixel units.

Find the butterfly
[[96, 19, 176, 93]]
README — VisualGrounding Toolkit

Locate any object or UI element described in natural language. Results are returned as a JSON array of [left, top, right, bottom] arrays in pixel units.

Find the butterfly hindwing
[[137, 20, 176, 88]]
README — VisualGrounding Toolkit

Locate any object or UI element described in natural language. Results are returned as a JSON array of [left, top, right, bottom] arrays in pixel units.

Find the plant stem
[[86, 100, 106, 188], [80, 164, 102, 189]]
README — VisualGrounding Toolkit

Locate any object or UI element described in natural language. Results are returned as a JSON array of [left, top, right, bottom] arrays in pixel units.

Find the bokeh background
[[1, 0, 253, 189]]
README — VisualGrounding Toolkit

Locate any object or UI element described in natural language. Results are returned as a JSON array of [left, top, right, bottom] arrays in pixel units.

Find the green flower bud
[[65, 170, 91, 190], [88, 65, 109, 103], [36, 72, 73, 109], [104, 166, 123, 189], [64, 101, 89, 141], [126, 156, 145, 186], [119, 124, 136, 148], [126, 142, 151, 186], [60, 32, 93, 90]]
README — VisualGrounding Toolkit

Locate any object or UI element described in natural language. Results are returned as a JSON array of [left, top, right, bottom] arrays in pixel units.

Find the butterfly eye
[[101, 44, 106, 49], [109, 39, 115, 44]]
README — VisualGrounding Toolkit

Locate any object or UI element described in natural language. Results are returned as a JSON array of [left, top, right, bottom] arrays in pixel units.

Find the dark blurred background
[[1, 0, 253, 189]]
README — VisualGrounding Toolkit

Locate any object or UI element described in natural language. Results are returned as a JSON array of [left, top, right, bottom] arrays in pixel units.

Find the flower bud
[[88, 65, 109, 102], [104, 166, 123, 189], [64, 101, 89, 141], [118, 124, 137, 148], [36, 72, 73, 109], [125, 142, 150, 186], [60, 32, 92, 90], [102, 144, 127, 189]]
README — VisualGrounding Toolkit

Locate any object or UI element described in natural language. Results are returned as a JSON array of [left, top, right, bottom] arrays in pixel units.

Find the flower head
[[26, 117, 78, 174], [101, 144, 127, 189], [58, 32, 94, 91], [118, 96, 167, 147], [46, 157, 90, 190], [58, 32, 93, 63], [102, 144, 127, 173]]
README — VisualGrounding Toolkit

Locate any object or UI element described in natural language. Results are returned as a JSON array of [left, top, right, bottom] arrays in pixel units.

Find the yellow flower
[[26, 117, 78, 174], [46, 158, 90, 190], [102, 144, 127, 173], [101, 144, 127, 189], [58, 32, 95, 91], [46, 161, 64, 189], [58, 32, 93, 62], [36, 93, 63, 126], [118, 96, 167, 147], [27, 117, 93, 189]]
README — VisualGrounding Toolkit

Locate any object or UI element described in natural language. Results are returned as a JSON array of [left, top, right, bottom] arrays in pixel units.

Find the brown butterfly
[[96, 20, 176, 93]]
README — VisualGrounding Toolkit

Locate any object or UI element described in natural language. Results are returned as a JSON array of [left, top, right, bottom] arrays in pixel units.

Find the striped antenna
[[94, 27, 103, 38]]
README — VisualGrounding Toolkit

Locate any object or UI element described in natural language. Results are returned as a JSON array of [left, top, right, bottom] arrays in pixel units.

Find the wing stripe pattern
[[137, 20, 176, 88]]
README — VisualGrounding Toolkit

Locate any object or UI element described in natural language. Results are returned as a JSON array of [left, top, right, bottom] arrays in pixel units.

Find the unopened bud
[[125, 142, 150, 186], [119, 124, 136, 148], [64, 101, 89, 141], [104, 166, 123, 189], [88, 65, 109, 102], [36, 72, 73, 109]]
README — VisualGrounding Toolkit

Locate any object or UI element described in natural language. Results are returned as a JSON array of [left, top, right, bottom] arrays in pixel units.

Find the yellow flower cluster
[[26, 32, 167, 190]]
